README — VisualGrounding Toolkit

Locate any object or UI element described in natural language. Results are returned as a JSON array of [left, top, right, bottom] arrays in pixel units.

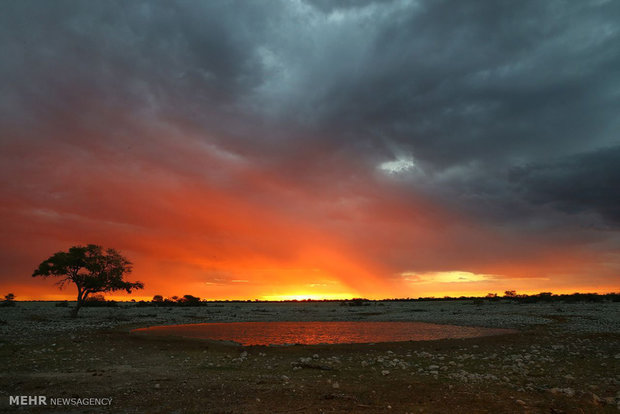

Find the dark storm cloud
[[1, 0, 619, 292], [337, 5, 612, 166], [3, 1, 617, 154], [510, 145, 620, 226], [0, 1, 264, 131]]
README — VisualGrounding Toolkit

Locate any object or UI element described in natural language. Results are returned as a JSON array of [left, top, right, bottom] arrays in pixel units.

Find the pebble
[[549, 387, 574, 397]]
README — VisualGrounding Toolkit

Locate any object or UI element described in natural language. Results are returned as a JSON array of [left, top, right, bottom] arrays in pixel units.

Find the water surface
[[133, 321, 513, 345]]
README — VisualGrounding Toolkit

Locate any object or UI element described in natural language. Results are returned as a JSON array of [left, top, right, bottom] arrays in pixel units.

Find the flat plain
[[1, 300, 618, 413]]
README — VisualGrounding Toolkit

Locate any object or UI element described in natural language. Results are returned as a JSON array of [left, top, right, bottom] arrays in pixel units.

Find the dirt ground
[[1, 303, 618, 413]]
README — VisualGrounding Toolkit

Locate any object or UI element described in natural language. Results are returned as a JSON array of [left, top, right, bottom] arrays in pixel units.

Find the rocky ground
[[0, 300, 618, 413]]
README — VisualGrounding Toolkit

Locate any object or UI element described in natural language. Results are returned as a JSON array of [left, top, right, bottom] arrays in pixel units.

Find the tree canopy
[[32, 244, 144, 316]]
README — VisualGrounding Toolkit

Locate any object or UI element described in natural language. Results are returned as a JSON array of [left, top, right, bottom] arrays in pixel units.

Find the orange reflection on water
[[133, 321, 514, 346]]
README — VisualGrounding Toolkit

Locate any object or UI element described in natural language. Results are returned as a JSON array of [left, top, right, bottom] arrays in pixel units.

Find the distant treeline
[[7, 291, 619, 307], [372, 292, 620, 304], [125, 291, 619, 307], [138, 294, 203, 306]]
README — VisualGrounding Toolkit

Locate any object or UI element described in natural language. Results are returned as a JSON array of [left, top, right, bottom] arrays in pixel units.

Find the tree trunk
[[72, 288, 86, 318], [71, 301, 81, 318]]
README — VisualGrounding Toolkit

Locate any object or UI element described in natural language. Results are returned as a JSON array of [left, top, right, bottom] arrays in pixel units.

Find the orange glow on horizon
[[7, 284, 618, 302], [260, 292, 356, 301]]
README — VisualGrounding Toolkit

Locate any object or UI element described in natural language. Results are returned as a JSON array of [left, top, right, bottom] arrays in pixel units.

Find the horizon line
[[7, 291, 620, 303]]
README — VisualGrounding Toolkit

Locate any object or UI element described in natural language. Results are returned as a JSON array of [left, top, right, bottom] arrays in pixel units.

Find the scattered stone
[[592, 393, 604, 405], [549, 388, 574, 397]]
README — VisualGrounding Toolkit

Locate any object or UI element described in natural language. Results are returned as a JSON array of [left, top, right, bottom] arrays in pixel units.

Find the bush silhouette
[[2, 293, 16, 307]]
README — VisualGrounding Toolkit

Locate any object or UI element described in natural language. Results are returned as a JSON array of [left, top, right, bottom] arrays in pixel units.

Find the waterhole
[[132, 321, 514, 345]]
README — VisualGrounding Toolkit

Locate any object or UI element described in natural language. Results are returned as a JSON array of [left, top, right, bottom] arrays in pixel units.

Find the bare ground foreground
[[1, 300, 618, 413]]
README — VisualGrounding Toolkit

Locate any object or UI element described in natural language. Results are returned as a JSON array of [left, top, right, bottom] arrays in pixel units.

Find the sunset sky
[[1, 1, 619, 301]]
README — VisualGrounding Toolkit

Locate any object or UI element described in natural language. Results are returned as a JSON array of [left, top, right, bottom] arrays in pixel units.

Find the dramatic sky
[[1, 0, 619, 300]]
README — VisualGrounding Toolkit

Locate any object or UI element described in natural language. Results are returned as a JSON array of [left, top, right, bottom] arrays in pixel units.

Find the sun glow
[[260, 292, 356, 301], [401, 271, 494, 284]]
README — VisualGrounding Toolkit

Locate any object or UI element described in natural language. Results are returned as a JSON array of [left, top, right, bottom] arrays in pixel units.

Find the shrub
[[341, 298, 370, 307], [82, 294, 118, 307], [177, 294, 201, 306]]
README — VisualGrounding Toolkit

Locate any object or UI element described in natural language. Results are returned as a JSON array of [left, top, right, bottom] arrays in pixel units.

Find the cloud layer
[[1, 0, 619, 299]]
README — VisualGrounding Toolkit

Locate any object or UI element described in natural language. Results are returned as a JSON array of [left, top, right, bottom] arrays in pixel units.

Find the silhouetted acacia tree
[[32, 244, 144, 317]]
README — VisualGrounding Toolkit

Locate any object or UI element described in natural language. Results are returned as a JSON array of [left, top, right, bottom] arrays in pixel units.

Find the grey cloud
[[510, 145, 620, 226], [312, 1, 619, 166], [1, 1, 266, 136]]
